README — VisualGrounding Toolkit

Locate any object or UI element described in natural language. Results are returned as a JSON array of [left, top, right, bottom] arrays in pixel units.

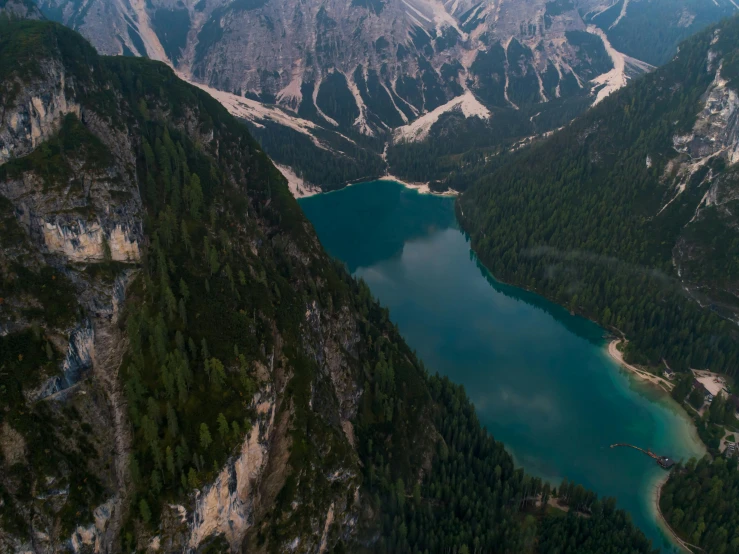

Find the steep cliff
[[38, 0, 617, 123], [38, 0, 736, 127], [0, 0, 42, 19], [0, 19, 383, 552]]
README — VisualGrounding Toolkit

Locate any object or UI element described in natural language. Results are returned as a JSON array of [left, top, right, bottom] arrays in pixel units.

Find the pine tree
[[199, 423, 212, 450], [139, 499, 152, 524], [217, 413, 229, 441]]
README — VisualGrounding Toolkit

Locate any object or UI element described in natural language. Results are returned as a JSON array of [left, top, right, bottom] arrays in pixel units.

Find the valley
[[299, 179, 705, 552], [2, 0, 739, 552]]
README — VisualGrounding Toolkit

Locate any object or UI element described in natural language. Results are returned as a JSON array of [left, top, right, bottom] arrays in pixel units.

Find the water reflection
[[299, 181, 704, 553]]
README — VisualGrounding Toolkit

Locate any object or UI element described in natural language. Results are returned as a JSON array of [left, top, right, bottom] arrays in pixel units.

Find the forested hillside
[[659, 456, 739, 553], [0, 17, 660, 553], [460, 15, 739, 376]]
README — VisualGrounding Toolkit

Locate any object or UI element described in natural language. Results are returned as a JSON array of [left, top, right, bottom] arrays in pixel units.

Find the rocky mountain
[[582, 0, 739, 66], [0, 0, 42, 19], [37, 0, 736, 122], [0, 16, 661, 554], [459, 14, 739, 374], [38, 0, 613, 120], [31, 0, 737, 190], [15, 0, 635, 187]]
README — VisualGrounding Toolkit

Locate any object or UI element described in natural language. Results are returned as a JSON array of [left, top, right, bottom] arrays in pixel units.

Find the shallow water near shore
[[299, 180, 704, 552]]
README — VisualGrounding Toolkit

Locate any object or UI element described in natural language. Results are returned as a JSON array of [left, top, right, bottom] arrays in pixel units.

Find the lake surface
[[299, 180, 705, 552]]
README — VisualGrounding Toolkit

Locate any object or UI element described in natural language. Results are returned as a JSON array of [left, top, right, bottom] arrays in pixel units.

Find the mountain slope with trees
[[659, 455, 739, 553], [0, 16, 661, 553], [460, 14, 739, 376]]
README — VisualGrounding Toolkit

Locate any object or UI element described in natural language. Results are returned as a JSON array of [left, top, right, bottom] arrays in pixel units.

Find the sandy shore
[[285, 171, 461, 199], [276, 164, 322, 199], [607, 340, 674, 391], [377, 175, 459, 196], [607, 339, 705, 448], [610, 340, 706, 553]]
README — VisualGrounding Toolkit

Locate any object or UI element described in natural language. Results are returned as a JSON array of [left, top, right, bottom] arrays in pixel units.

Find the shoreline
[[282, 169, 460, 200], [607, 339, 674, 391], [376, 175, 459, 197], [606, 339, 706, 456], [608, 339, 707, 554], [276, 164, 322, 199], [652, 474, 697, 553]]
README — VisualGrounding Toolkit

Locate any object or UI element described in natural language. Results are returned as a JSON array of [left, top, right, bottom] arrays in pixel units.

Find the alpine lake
[[299, 180, 705, 552]]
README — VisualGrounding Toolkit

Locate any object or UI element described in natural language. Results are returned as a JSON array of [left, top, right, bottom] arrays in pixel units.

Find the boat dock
[[610, 443, 675, 469]]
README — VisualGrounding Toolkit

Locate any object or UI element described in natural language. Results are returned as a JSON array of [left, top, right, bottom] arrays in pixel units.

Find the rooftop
[[658, 457, 675, 469]]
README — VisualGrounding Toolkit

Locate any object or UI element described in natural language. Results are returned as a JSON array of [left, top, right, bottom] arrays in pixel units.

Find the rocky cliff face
[[660, 27, 739, 320], [37, 0, 661, 134], [0, 0, 43, 19], [40, 0, 736, 195], [0, 19, 433, 553], [31, 0, 739, 194], [0, 21, 144, 553]]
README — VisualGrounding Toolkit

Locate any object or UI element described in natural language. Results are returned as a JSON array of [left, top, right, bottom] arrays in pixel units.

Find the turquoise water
[[299, 180, 704, 552]]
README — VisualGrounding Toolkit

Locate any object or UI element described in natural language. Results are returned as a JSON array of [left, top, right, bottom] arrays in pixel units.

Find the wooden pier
[[610, 443, 675, 469]]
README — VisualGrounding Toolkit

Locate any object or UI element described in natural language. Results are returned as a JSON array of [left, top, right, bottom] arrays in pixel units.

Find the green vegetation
[[545, 0, 574, 17], [0, 193, 28, 249], [386, 93, 592, 190], [660, 456, 739, 553], [351, 0, 386, 14], [315, 71, 360, 128], [460, 16, 739, 376], [506, 39, 541, 106], [119, 121, 267, 524], [1, 186, 78, 327], [0, 19, 663, 552], [0, 330, 107, 537], [246, 119, 386, 190], [193, 8, 224, 71], [672, 373, 738, 452], [564, 30, 614, 79], [0, 17, 96, 103], [361, 373, 657, 553], [353, 66, 407, 128], [3, 265, 78, 327]]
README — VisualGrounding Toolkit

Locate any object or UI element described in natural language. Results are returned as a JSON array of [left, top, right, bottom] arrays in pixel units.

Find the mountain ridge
[[35, 0, 645, 135]]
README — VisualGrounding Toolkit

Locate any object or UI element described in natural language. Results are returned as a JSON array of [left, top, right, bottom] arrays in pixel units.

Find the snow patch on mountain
[[393, 91, 489, 142]]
